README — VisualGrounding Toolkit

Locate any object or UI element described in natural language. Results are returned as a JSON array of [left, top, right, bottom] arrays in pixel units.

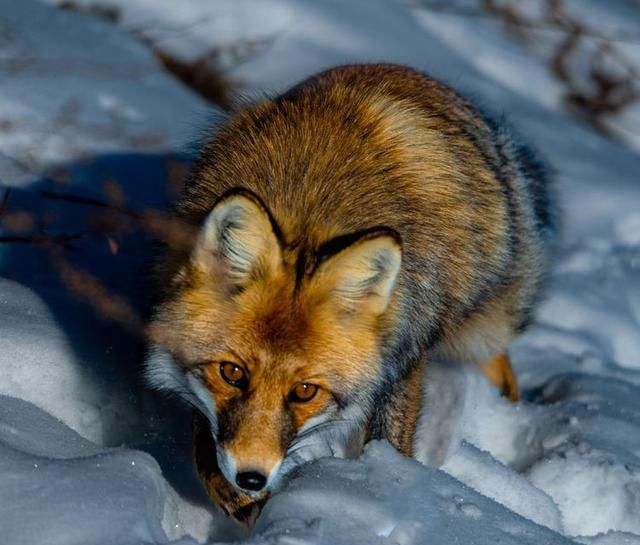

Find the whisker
[[288, 418, 358, 451], [293, 418, 355, 442], [153, 387, 202, 412]]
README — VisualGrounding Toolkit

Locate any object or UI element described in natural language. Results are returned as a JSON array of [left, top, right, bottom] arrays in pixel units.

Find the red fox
[[145, 64, 557, 524]]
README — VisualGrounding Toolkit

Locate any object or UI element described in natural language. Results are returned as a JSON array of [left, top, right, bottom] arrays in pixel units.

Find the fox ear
[[310, 230, 402, 317], [193, 190, 282, 288]]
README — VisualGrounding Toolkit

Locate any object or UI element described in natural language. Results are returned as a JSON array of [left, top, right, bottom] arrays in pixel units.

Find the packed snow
[[1, 1, 640, 544]]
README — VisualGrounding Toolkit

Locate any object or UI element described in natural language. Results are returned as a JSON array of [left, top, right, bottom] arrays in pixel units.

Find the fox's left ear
[[309, 229, 402, 317], [192, 190, 283, 289]]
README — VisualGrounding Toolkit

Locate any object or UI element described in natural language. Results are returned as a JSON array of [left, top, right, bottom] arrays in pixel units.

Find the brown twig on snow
[[0, 232, 85, 249], [0, 188, 86, 248], [50, 251, 144, 336], [0, 188, 11, 217], [411, 0, 640, 43], [40, 189, 136, 217], [40, 188, 198, 252], [56, 0, 233, 109], [541, 0, 640, 131], [476, 0, 640, 139], [154, 48, 232, 110]]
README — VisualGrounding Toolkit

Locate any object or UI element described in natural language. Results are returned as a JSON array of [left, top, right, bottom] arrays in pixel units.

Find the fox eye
[[289, 383, 319, 403], [219, 362, 247, 388]]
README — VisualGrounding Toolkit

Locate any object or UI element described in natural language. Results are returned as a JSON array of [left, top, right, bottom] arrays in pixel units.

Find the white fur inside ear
[[315, 235, 402, 315], [194, 194, 281, 285]]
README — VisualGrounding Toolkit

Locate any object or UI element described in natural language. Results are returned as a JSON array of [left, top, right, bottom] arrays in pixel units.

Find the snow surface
[[2, 1, 640, 544], [0, 0, 209, 187]]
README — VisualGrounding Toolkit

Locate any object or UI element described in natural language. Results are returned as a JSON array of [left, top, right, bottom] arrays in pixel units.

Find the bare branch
[[40, 189, 138, 218], [412, 0, 640, 43], [51, 251, 144, 336], [0, 187, 10, 217], [0, 231, 85, 249]]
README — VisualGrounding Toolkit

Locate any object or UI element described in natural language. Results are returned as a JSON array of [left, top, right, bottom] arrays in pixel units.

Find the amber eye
[[289, 383, 319, 403], [219, 362, 247, 388]]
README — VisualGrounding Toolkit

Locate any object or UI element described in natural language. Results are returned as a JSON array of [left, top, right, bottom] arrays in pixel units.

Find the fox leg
[[192, 410, 266, 526], [479, 352, 519, 402], [373, 362, 425, 457]]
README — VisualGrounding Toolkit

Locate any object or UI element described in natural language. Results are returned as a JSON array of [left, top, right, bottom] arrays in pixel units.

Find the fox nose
[[236, 470, 267, 491]]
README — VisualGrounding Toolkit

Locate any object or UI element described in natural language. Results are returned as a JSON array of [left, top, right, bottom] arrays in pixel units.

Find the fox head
[[145, 188, 402, 497]]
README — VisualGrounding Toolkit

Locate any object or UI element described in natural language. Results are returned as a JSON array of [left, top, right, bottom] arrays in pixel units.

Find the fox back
[[145, 64, 556, 517]]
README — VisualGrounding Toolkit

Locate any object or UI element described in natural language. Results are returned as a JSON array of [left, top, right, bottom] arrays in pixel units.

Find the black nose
[[236, 471, 267, 491]]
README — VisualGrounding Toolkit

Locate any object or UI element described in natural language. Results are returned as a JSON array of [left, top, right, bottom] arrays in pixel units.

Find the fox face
[[146, 188, 402, 495]]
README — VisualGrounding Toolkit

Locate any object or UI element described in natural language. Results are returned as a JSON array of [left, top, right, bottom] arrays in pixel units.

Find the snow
[[0, 278, 130, 445], [0, 0, 209, 187], [411, 0, 640, 152], [443, 441, 565, 532], [254, 441, 576, 545], [1, 410, 165, 545], [0, 395, 212, 545], [2, 0, 640, 544]]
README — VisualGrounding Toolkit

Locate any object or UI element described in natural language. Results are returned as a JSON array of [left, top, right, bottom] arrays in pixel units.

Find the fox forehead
[[150, 266, 382, 389]]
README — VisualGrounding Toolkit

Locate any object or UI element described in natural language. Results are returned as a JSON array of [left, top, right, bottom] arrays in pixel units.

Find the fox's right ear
[[192, 190, 283, 289], [308, 229, 402, 318]]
